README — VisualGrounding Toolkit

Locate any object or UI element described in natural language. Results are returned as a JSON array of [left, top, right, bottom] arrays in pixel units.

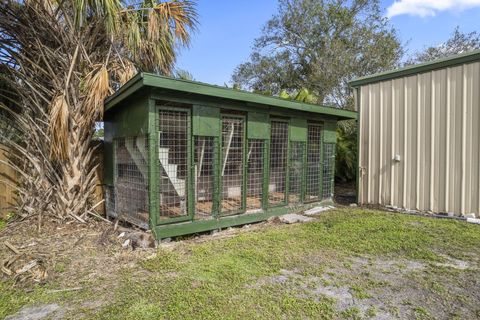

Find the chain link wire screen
[[289, 141, 304, 204], [269, 121, 288, 205], [158, 110, 188, 218], [105, 185, 116, 219], [194, 136, 215, 218], [306, 125, 322, 202], [246, 139, 264, 211], [322, 143, 335, 199], [113, 136, 149, 228], [221, 116, 244, 214]]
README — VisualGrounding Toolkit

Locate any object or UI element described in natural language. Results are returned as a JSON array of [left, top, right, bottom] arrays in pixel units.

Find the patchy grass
[[1, 208, 480, 319]]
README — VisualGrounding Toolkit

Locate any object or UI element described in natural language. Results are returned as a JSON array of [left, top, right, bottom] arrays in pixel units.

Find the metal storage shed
[[103, 73, 356, 239], [350, 50, 480, 217]]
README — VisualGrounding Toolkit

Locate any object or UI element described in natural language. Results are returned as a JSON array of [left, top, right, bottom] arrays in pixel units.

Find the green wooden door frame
[[154, 105, 194, 225], [267, 118, 290, 208], [219, 114, 247, 217]]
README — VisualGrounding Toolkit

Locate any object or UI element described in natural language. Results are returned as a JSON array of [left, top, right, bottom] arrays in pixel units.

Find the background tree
[[276, 87, 356, 182], [0, 0, 197, 224], [406, 26, 480, 65], [232, 0, 403, 110]]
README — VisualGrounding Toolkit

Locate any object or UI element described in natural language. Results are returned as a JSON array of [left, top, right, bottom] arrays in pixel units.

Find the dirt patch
[[5, 304, 63, 320], [435, 254, 471, 270], [251, 255, 480, 319], [334, 181, 356, 205], [0, 219, 155, 316]]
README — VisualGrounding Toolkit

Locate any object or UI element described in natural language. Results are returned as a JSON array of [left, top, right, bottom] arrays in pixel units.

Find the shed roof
[[349, 49, 480, 87], [105, 73, 357, 120]]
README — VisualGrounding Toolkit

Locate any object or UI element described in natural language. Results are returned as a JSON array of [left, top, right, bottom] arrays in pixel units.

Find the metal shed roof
[[105, 72, 357, 120], [349, 49, 480, 87]]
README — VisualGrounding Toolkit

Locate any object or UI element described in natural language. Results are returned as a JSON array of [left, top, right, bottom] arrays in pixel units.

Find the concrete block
[[304, 206, 334, 216], [279, 213, 314, 224]]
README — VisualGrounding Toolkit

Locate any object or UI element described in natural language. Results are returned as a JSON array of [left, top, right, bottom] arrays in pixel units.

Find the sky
[[175, 0, 480, 86]]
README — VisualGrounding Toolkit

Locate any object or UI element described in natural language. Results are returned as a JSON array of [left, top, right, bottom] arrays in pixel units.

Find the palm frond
[[83, 64, 113, 122], [48, 93, 69, 160]]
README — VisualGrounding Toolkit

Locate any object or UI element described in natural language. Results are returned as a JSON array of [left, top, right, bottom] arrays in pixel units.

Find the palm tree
[[0, 0, 197, 224]]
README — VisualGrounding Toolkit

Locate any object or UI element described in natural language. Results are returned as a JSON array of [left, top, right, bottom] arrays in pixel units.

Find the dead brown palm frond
[[83, 64, 113, 122], [153, 1, 197, 45], [48, 93, 69, 160], [113, 58, 137, 85], [0, 0, 197, 224]]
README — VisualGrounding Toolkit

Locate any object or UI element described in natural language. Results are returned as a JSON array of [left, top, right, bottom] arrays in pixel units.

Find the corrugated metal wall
[[358, 61, 480, 216]]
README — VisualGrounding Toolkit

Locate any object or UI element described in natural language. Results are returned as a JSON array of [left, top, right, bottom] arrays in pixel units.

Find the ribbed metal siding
[[358, 61, 480, 216]]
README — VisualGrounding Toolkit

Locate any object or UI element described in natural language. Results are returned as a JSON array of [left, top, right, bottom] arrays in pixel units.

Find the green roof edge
[[349, 49, 480, 87], [105, 73, 357, 120]]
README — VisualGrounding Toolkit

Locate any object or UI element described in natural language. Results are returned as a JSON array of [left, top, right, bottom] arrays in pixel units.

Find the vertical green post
[[318, 126, 324, 200], [188, 111, 195, 220], [148, 98, 159, 234], [284, 121, 291, 205], [262, 139, 270, 210], [355, 87, 361, 204], [330, 143, 336, 200], [212, 136, 220, 217], [300, 141, 307, 203]]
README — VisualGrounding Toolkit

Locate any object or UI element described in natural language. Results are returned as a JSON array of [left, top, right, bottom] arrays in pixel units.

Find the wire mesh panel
[[306, 125, 322, 202], [194, 136, 215, 219], [269, 121, 289, 205], [114, 136, 149, 228], [289, 141, 304, 204], [158, 110, 188, 219], [105, 185, 116, 218], [246, 139, 264, 211], [221, 116, 244, 214], [322, 143, 335, 199]]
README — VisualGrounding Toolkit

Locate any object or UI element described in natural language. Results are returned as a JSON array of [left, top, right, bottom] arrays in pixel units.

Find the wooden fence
[[0, 143, 105, 218], [0, 145, 17, 217]]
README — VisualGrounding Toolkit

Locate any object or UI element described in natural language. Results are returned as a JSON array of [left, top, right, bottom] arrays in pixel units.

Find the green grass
[[91, 209, 480, 319], [2, 208, 480, 319]]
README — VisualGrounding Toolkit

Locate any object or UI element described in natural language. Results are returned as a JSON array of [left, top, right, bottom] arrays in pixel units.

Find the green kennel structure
[[104, 73, 356, 239]]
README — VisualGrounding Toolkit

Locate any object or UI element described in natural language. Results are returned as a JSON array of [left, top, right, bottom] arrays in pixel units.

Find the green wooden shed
[[104, 73, 356, 239]]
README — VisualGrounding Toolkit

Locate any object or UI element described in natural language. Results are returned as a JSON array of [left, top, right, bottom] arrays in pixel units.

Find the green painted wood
[[355, 88, 361, 204], [193, 105, 220, 136], [318, 127, 325, 199], [247, 112, 270, 139], [103, 123, 114, 186], [349, 49, 480, 87], [153, 200, 330, 239], [285, 122, 291, 204], [300, 142, 307, 202], [290, 118, 308, 142], [148, 98, 159, 233], [262, 139, 270, 210], [105, 73, 357, 120], [212, 136, 220, 216], [155, 106, 192, 225], [323, 121, 337, 143], [219, 114, 247, 216], [187, 109, 195, 222], [103, 94, 149, 186]]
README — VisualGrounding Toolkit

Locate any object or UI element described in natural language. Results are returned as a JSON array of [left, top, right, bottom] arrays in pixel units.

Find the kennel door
[[157, 108, 192, 223]]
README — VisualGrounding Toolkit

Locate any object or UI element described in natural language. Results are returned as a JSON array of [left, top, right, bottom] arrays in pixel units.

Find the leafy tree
[[336, 121, 356, 182], [0, 1, 197, 223], [278, 88, 356, 182], [175, 69, 196, 81], [406, 27, 480, 65], [232, 0, 403, 109]]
